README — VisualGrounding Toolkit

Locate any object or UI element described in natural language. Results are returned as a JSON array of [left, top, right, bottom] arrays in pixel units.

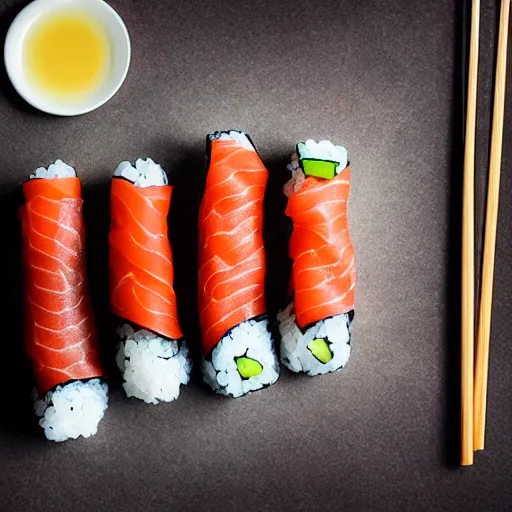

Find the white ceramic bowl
[[4, 0, 131, 116]]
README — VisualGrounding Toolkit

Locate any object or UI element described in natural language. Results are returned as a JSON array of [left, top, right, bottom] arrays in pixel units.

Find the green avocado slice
[[301, 159, 338, 179], [236, 357, 263, 378], [307, 338, 333, 364]]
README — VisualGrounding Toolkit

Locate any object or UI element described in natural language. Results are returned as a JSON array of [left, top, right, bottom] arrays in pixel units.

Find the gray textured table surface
[[0, 1, 511, 511]]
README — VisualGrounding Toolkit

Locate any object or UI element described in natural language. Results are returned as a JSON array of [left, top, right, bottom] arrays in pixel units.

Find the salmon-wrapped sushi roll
[[277, 141, 355, 376], [198, 131, 279, 397], [21, 160, 108, 442], [110, 158, 191, 404]]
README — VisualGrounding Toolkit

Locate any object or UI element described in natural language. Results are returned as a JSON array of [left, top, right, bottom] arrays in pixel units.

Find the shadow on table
[[83, 182, 119, 382], [443, 0, 469, 468], [167, 147, 205, 386], [0, 1, 46, 115], [0, 189, 39, 438], [263, 156, 292, 351]]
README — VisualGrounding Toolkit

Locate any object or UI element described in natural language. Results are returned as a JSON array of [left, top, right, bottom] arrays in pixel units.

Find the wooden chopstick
[[461, 0, 480, 467], [474, 0, 511, 452]]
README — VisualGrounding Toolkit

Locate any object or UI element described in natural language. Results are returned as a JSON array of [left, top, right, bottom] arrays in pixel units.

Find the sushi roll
[[109, 158, 191, 404], [277, 141, 356, 376], [198, 130, 279, 397], [20, 160, 108, 442]]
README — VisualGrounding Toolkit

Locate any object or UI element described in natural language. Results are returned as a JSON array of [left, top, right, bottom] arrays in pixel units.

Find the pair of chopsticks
[[461, 0, 511, 466]]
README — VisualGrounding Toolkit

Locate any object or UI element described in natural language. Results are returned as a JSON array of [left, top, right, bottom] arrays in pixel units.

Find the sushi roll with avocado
[[110, 159, 192, 404], [198, 131, 279, 397], [277, 141, 356, 376], [21, 160, 108, 442]]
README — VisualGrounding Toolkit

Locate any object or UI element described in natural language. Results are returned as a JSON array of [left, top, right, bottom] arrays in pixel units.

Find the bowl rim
[[3, 0, 131, 116]]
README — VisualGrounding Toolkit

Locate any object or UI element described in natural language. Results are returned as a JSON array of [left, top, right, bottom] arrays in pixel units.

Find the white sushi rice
[[277, 303, 351, 376], [202, 317, 279, 398], [114, 158, 168, 187], [297, 140, 348, 174], [33, 379, 108, 442], [29, 162, 108, 442], [116, 324, 191, 404], [113, 158, 192, 403], [30, 159, 76, 179], [209, 130, 255, 151]]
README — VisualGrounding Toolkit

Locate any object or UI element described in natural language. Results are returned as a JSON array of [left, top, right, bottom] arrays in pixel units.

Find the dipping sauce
[[23, 10, 110, 100]]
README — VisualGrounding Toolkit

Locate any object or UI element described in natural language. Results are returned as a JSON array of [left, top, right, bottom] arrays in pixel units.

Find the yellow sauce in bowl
[[23, 10, 111, 100]]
